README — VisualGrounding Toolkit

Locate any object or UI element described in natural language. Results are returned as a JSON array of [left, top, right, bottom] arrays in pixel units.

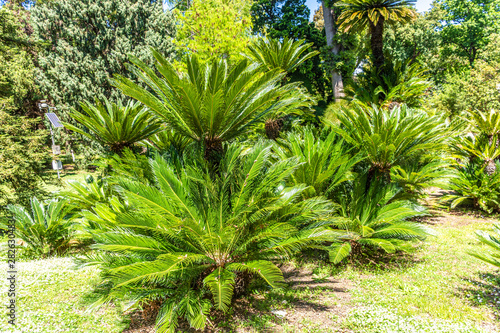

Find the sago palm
[[245, 37, 318, 139], [332, 104, 448, 186], [336, 0, 416, 69], [112, 51, 303, 160], [64, 98, 162, 155], [3, 197, 74, 257], [456, 137, 500, 175], [274, 127, 361, 199], [327, 179, 432, 263], [77, 143, 331, 332]]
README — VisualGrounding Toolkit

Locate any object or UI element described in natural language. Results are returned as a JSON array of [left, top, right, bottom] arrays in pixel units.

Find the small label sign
[[52, 145, 61, 155]]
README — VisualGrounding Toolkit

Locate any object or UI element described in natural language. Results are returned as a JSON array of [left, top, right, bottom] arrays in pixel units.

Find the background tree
[[435, 0, 500, 68], [174, 0, 252, 65], [0, 110, 50, 209], [31, 0, 176, 121]]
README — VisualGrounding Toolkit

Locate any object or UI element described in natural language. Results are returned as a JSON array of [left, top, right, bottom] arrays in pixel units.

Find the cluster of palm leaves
[[444, 109, 500, 212]]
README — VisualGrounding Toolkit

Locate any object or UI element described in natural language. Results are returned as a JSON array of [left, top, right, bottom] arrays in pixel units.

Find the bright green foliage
[[246, 37, 319, 75], [455, 138, 500, 175], [3, 197, 74, 257], [274, 127, 361, 199], [332, 104, 448, 178], [327, 180, 431, 263], [174, 0, 252, 65], [435, 0, 500, 67], [432, 61, 500, 115], [76, 143, 331, 332], [63, 98, 162, 155], [390, 160, 452, 200], [444, 161, 500, 213], [345, 61, 431, 108], [146, 129, 193, 156], [336, 0, 417, 69], [31, 0, 176, 116], [112, 52, 304, 158], [470, 224, 500, 268], [0, 110, 50, 208]]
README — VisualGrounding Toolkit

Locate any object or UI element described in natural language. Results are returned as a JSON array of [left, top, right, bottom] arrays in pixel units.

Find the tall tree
[[337, 0, 416, 70], [31, 0, 176, 118], [435, 0, 500, 67], [322, 1, 344, 101]]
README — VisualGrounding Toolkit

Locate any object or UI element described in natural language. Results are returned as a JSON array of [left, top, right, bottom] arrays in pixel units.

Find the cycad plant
[[470, 224, 500, 268], [332, 104, 448, 187], [274, 127, 361, 199], [443, 161, 500, 213], [112, 51, 303, 160], [336, 0, 416, 69], [3, 197, 74, 257], [77, 143, 331, 332], [245, 38, 318, 139], [327, 179, 431, 264], [466, 109, 500, 145], [64, 98, 162, 155], [457, 138, 500, 175]]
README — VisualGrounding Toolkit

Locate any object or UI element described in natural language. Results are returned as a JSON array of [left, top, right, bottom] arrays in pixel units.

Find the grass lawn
[[1, 195, 500, 332]]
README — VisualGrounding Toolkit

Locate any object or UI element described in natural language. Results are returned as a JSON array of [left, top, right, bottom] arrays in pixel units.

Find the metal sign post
[[38, 101, 65, 179]]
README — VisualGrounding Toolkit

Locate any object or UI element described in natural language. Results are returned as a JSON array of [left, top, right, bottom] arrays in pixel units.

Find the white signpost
[[38, 101, 65, 179]]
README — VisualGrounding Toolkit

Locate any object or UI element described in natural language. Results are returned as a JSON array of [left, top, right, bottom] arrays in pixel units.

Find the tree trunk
[[322, 2, 344, 102], [369, 17, 385, 71]]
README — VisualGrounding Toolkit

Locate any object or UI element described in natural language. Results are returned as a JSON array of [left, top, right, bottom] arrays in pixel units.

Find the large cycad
[[112, 50, 303, 159], [336, 0, 416, 69], [245, 38, 318, 139], [77, 143, 331, 332], [332, 104, 448, 185], [64, 98, 162, 155]]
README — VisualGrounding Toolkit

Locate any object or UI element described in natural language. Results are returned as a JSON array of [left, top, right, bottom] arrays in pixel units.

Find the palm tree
[[327, 179, 432, 263], [64, 98, 162, 155], [3, 197, 74, 257], [112, 51, 303, 160], [336, 0, 416, 70], [331, 104, 448, 187], [76, 143, 331, 331], [245, 38, 318, 139]]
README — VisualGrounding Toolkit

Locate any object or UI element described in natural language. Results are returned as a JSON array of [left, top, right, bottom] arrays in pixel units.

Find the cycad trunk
[[322, 1, 344, 102], [265, 118, 284, 140], [486, 160, 496, 176], [369, 17, 385, 71], [204, 137, 223, 163]]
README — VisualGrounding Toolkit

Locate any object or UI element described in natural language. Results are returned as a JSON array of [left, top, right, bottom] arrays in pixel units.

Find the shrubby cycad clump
[[77, 143, 331, 332], [326, 179, 432, 263], [3, 198, 74, 257], [275, 127, 361, 199], [470, 224, 500, 268]]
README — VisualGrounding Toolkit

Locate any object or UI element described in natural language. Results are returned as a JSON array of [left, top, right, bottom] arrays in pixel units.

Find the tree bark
[[370, 17, 385, 71], [322, 2, 344, 102]]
